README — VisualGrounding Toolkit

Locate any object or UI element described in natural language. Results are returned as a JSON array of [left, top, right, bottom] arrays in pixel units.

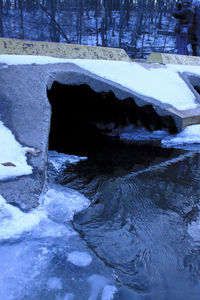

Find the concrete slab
[[0, 38, 130, 61], [146, 52, 200, 66]]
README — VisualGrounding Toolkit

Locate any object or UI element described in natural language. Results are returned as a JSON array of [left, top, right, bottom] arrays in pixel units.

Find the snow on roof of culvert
[[0, 54, 200, 111]]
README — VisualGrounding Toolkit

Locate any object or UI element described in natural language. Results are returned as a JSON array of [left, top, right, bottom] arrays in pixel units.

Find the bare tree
[[0, 0, 3, 37]]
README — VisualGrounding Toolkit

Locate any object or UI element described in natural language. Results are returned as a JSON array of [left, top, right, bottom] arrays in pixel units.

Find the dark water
[[57, 142, 200, 299]]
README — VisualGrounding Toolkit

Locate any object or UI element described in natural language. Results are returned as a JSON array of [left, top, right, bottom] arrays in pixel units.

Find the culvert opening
[[47, 81, 177, 156]]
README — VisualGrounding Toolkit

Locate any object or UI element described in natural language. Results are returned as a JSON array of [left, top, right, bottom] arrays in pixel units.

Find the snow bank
[[0, 120, 32, 180], [0, 55, 199, 110]]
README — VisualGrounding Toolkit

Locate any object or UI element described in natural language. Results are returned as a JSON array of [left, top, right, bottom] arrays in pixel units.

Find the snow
[[67, 251, 93, 267], [0, 194, 45, 241], [0, 120, 32, 180], [161, 124, 200, 148], [0, 182, 90, 241], [0, 54, 200, 110]]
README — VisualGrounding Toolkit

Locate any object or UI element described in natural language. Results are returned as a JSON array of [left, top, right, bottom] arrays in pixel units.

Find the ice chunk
[[46, 277, 62, 290], [88, 274, 109, 300], [102, 285, 118, 300], [42, 188, 90, 223], [67, 251, 92, 267], [48, 150, 87, 171], [162, 124, 200, 148]]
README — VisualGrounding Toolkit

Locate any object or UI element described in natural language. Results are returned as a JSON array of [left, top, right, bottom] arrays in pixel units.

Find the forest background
[[0, 0, 178, 58]]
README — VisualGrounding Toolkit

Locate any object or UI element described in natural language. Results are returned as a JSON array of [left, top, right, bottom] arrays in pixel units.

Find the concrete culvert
[[47, 82, 177, 156]]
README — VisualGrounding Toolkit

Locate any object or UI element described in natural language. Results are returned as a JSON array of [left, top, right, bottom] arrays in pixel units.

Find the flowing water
[[51, 139, 200, 299]]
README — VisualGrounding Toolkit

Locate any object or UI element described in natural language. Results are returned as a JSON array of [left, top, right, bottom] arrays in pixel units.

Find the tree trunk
[[50, 0, 60, 42], [0, 0, 3, 37], [18, 0, 24, 39]]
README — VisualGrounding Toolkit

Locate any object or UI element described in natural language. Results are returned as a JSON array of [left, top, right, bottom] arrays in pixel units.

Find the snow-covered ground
[[1, 54, 200, 110]]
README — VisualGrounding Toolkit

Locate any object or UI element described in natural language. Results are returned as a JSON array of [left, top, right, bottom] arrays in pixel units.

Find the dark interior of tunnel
[[194, 85, 200, 95], [47, 82, 177, 156]]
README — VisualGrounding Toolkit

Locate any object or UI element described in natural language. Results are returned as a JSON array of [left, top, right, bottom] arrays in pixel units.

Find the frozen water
[[48, 150, 87, 171], [107, 124, 200, 149], [108, 125, 169, 142], [47, 277, 63, 290], [67, 251, 92, 267], [42, 188, 90, 223], [161, 124, 200, 148], [102, 285, 118, 300], [0, 151, 116, 300], [56, 293, 74, 300], [87, 274, 109, 300]]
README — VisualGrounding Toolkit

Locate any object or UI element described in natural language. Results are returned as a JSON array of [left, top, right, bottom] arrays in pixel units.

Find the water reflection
[[59, 143, 200, 299]]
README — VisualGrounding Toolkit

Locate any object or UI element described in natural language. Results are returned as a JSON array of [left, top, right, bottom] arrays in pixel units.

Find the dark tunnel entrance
[[47, 82, 177, 157]]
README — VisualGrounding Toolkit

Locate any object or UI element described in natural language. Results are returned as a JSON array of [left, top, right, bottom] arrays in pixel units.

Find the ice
[[101, 285, 118, 300], [188, 212, 200, 242], [67, 251, 92, 267], [0, 120, 32, 180], [88, 275, 109, 300], [56, 294, 74, 300], [0, 194, 45, 241], [42, 188, 90, 223], [46, 277, 63, 290], [108, 125, 169, 142], [161, 124, 200, 148], [48, 150, 87, 170]]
